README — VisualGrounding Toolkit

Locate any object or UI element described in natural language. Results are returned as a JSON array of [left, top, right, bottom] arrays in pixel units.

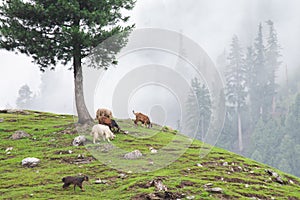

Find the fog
[[1, 0, 300, 126]]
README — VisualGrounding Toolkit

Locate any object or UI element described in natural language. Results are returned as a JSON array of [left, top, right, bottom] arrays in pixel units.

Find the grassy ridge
[[0, 111, 300, 200]]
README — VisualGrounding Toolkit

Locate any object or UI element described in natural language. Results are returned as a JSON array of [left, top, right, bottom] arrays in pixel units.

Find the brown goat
[[132, 110, 152, 128], [96, 108, 113, 119], [98, 116, 120, 132]]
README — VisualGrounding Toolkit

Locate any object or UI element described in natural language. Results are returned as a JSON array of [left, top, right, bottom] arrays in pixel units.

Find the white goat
[[91, 124, 115, 144]]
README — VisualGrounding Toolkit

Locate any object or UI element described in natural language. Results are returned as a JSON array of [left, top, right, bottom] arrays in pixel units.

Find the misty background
[[1, 0, 300, 176], [2, 0, 300, 114]]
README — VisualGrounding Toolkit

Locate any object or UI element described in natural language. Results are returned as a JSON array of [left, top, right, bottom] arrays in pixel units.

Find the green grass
[[0, 110, 300, 199]]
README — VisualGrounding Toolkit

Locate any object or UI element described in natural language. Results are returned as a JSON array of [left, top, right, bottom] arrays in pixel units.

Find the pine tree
[[225, 35, 247, 152], [185, 77, 212, 140], [16, 84, 33, 109], [265, 20, 281, 115], [252, 23, 267, 121]]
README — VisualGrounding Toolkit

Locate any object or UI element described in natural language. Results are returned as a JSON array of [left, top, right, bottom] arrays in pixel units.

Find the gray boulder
[[124, 150, 142, 160], [72, 135, 86, 146], [11, 130, 31, 140], [22, 157, 40, 167]]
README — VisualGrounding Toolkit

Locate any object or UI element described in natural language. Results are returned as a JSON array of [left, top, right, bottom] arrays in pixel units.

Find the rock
[[289, 180, 294, 184], [95, 179, 108, 184], [245, 184, 249, 188], [72, 135, 86, 146], [5, 147, 13, 152], [149, 179, 168, 191], [204, 183, 213, 188], [0, 118, 3, 122], [124, 150, 142, 160], [22, 157, 40, 167], [10, 130, 31, 140], [118, 173, 127, 179], [5, 109, 29, 114], [77, 154, 85, 159], [186, 196, 195, 199], [149, 147, 158, 154], [196, 163, 203, 167], [265, 169, 285, 184], [205, 187, 223, 193], [223, 162, 228, 166]]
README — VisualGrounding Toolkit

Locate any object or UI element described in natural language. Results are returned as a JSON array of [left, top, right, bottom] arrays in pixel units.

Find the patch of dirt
[[132, 191, 185, 200], [237, 192, 270, 199], [123, 139, 134, 142], [223, 177, 262, 185], [178, 180, 195, 188], [6, 119, 17, 122], [60, 157, 95, 164]]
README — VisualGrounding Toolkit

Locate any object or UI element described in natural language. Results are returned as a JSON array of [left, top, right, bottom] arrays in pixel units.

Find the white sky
[[1, 0, 300, 112]]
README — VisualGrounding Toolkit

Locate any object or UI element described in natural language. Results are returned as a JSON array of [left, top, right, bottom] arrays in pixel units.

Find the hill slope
[[0, 110, 300, 200]]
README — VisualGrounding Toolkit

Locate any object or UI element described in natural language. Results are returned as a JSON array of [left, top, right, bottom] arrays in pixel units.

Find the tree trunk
[[73, 46, 93, 124], [237, 111, 243, 152]]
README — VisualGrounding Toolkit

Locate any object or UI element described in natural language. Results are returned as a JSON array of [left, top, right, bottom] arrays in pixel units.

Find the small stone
[[249, 171, 254, 174], [5, 147, 13, 152], [0, 118, 4, 122], [118, 173, 127, 179], [11, 130, 31, 140], [124, 150, 142, 160], [223, 162, 228, 166], [205, 187, 223, 193], [149, 147, 158, 154], [149, 161, 154, 165], [245, 184, 249, 188], [187, 168, 191, 171], [127, 170, 132, 174], [204, 183, 213, 188], [196, 163, 203, 167], [6, 152, 11, 155], [289, 180, 294, 184], [186, 196, 195, 199], [68, 150, 73, 154], [77, 154, 84, 159], [95, 179, 102, 184]]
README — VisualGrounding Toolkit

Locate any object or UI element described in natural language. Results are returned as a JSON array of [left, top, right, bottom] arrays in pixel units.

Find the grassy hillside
[[0, 110, 300, 200]]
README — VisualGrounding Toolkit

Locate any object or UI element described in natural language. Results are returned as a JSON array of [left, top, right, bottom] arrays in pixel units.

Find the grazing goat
[[62, 175, 89, 191], [98, 116, 120, 132], [96, 108, 113, 119], [91, 124, 115, 143], [132, 110, 152, 128]]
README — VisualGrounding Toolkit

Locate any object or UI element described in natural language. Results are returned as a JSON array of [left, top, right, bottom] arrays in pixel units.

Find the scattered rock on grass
[[0, 118, 4, 122], [205, 187, 223, 193], [10, 130, 31, 140], [149, 179, 168, 191], [95, 179, 108, 184], [124, 150, 142, 160], [265, 169, 285, 184], [22, 157, 40, 167], [72, 135, 86, 146]]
